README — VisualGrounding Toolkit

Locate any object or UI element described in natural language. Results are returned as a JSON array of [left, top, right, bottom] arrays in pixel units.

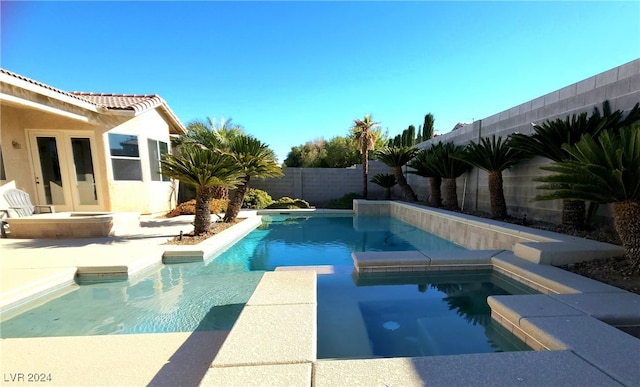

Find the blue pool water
[[1, 215, 464, 338], [318, 269, 536, 359]]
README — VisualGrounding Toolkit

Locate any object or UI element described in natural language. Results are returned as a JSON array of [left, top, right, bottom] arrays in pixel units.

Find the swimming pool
[[1, 215, 463, 338], [318, 269, 537, 359]]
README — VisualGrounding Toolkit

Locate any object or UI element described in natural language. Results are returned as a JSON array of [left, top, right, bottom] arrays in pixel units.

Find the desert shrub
[[166, 199, 229, 217], [243, 189, 274, 209], [265, 196, 311, 209], [326, 193, 363, 209]]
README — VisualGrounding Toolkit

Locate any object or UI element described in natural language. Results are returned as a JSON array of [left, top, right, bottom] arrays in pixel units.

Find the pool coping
[[2, 205, 639, 386]]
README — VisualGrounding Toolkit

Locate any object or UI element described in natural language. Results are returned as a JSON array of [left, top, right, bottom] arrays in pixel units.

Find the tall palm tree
[[223, 135, 284, 223], [352, 114, 380, 199], [431, 142, 470, 211], [535, 125, 640, 264], [375, 146, 418, 201], [370, 173, 397, 200], [175, 117, 244, 199], [453, 135, 527, 219], [408, 143, 444, 207], [161, 146, 244, 235]]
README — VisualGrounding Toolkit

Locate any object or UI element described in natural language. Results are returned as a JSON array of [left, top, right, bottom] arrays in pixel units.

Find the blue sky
[[2, 1, 639, 162]]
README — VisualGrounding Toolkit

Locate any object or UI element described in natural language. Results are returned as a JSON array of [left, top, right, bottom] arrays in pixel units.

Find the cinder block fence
[[253, 59, 640, 225]]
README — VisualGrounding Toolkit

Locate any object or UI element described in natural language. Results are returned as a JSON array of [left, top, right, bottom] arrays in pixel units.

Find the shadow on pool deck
[[148, 329, 229, 387]]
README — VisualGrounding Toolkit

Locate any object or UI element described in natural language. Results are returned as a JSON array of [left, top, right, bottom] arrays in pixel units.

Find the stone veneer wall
[[256, 60, 639, 224]]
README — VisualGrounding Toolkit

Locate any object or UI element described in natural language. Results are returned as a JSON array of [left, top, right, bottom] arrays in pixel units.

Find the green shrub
[[326, 193, 363, 209], [243, 188, 273, 209], [265, 196, 311, 209], [166, 199, 229, 217]]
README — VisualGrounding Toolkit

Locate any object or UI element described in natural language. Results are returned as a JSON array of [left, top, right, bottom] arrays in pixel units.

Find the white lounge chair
[[2, 188, 55, 237]]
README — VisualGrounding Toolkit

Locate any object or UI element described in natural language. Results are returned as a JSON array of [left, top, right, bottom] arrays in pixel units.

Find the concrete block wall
[[254, 59, 639, 223], [408, 59, 640, 224], [252, 161, 394, 206]]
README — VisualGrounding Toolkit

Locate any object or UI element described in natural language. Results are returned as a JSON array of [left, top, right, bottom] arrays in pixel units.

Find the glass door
[[70, 137, 99, 206], [28, 131, 102, 212], [30, 135, 72, 211]]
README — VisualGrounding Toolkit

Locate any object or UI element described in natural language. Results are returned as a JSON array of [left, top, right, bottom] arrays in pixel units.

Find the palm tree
[[431, 142, 470, 210], [352, 114, 380, 199], [509, 101, 640, 227], [175, 117, 244, 199], [223, 135, 284, 223], [370, 173, 397, 200], [161, 146, 244, 235], [375, 146, 418, 201], [535, 125, 640, 264], [453, 135, 527, 219], [408, 143, 444, 207]]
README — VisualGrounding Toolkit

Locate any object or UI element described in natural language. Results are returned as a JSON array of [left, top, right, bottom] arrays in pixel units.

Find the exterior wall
[[251, 160, 395, 206], [1, 89, 178, 215], [0, 103, 104, 204], [104, 109, 176, 214], [409, 59, 640, 224], [254, 60, 639, 225]]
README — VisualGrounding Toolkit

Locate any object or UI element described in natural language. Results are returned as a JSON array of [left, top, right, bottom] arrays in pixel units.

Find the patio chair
[[2, 188, 55, 237]]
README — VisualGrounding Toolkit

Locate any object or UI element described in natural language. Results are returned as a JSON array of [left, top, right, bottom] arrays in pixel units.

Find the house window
[[108, 134, 142, 181], [148, 139, 169, 181]]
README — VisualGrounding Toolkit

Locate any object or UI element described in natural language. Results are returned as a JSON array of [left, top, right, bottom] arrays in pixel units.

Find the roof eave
[[0, 72, 101, 113]]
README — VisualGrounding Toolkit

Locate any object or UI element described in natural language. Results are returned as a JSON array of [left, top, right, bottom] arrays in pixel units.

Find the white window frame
[[107, 133, 143, 181]]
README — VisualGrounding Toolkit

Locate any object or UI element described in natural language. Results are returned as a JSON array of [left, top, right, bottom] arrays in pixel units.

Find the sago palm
[[453, 135, 527, 219], [161, 146, 244, 235], [175, 117, 244, 199], [375, 146, 418, 201], [370, 173, 397, 200], [223, 135, 284, 222], [535, 125, 640, 265], [509, 101, 640, 227], [509, 112, 599, 227], [352, 114, 380, 199], [408, 143, 444, 207], [430, 142, 470, 211]]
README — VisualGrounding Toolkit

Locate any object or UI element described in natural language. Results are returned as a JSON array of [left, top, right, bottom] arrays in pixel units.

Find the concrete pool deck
[[1, 206, 640, 386]]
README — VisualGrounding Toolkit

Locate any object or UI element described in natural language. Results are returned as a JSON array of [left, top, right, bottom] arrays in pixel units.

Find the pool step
[[352, 250, 504, 273]]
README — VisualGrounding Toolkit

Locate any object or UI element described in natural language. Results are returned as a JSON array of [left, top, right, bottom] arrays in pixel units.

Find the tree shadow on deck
[[147, 303, 244, 386]]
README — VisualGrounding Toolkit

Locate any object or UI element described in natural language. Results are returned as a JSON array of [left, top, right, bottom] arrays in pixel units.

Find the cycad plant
[[352, 114, 380, 199], [408, 143, 444, 207], [370, 173, 397, 200], [509, 101, 640, 227], [453, 135, 527, 219], [161, 146, 244, 235], [174, 117, 244, 199], [375, 146, 418, 201], [223, 135, 284, 223], [431, 142, 470, 210], [535, 125, 640, 264]]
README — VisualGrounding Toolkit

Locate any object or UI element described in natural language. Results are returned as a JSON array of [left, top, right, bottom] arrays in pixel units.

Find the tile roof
[[70, 93, 164, 114], [0, 68, 94, 105], [1, 68, 187, 134]]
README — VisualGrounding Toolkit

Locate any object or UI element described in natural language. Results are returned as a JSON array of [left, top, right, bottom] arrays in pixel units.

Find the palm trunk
[[488, 171, 508, 219], [362, 153, 369, 199], [442, 178, 459, 210], [194, 187, 212, 235], [562, 199, 586, 228], [429, 176, 442, 207], [384, 188, 391, 200], [613, 200, 640, 265], [211, 186, 229, 200], [224, 176, 250, 223], [393, 166, 417, 201]]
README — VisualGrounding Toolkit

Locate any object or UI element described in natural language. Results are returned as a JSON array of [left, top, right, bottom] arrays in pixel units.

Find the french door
[[27, 130, 103, 212]]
